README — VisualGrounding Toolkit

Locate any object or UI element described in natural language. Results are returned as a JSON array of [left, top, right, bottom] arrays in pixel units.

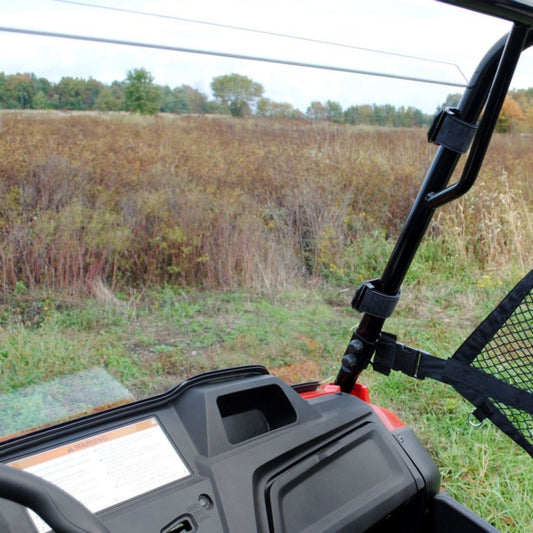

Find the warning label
[[10, 418, 190, 532]]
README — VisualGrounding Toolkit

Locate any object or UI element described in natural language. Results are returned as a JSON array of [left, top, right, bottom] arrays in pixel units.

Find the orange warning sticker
[[10, 418, 190, 533]]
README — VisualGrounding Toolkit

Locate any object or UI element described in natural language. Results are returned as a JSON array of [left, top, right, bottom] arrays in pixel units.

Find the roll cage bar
[[335, 0, 533, 393]]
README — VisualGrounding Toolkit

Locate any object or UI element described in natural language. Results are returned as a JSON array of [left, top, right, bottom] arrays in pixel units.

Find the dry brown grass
[[0, 112, 530, 293], [435, 133, 533, 273]]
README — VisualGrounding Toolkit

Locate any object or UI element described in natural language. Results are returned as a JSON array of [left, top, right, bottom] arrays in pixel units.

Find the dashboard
[[0, 366, 440, 532]]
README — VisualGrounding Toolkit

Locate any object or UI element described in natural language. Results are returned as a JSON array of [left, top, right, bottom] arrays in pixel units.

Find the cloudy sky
[[1, 0, 532, 113]]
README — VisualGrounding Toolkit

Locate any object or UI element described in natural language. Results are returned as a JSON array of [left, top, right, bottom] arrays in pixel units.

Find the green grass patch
[[1, 271, 532, 532]]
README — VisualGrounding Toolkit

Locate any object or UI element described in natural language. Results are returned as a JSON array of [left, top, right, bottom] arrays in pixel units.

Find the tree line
[[0, 69, 434, 126], [0, 70, 208, 115], [1, 69, 532, 130]]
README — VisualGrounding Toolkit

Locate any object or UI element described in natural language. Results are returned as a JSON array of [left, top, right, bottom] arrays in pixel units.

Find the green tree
[[35, 77, 51, 99], [51, 77, 88, 110], [210, 73, 264, 117], [0, 73, 37, 108], [372, 104, 395, 126], [306, 101, 327, 120], [33, 90, 52, 109], [256, 98, 297, 119], [205, 100, 231, 115], [15, 73, 37, 108], [346, 104, 374, 124], [0, 72, 7, 108], [95, 82, 124, 111], [408, 106, 428, 127], [159, 85, 178, 113], [124, 68, 159, 115], [177, 85, 207, 114], [344, 104, 361, 125], [325, 100, 344, 123], [83, 78, 103, 109], [173, 87, 193, 114], [158, 85, 207, 114]]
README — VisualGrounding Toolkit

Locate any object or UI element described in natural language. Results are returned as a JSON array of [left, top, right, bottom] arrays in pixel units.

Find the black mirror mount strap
[[427, 107, 478, 153], [352, 280, 401, 319]]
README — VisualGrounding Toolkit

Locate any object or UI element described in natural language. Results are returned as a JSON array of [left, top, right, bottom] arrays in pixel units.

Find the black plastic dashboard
[[0, 367, 440, 532]]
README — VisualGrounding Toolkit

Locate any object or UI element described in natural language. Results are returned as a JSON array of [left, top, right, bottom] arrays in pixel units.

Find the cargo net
[[451, 270, 533, 457]]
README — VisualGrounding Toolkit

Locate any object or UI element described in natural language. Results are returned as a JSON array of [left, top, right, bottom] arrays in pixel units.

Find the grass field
[[1, 112, 531, 292], [0, 112, 532, 531]]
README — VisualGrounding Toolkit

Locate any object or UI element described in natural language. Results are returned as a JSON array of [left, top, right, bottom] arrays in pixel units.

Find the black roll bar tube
[[426, 25, 531, 208], [335, 24, 533, 393]]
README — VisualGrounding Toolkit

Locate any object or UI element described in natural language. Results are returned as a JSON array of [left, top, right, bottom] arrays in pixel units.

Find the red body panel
[[300, 382, 404, 431]]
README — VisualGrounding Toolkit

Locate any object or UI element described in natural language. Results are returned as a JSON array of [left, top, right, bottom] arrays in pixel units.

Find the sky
[[1, 0, 532, 114]]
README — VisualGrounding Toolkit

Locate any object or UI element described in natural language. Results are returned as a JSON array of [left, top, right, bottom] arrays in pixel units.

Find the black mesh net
[[474, 291, 533, 435], [451, 270, 533, 456]]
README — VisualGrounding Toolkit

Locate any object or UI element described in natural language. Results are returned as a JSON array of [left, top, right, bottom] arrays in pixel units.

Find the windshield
[[1, 0, 532, 443]]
